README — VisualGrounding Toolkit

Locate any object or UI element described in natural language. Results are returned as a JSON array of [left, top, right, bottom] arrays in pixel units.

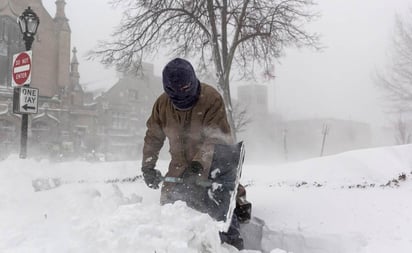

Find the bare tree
[[375, 9, 412, 113], [394, 114, 411, 144], [375, 10, 412, 144], [232, 101, 252, 134], [92, 0, 320, 140]]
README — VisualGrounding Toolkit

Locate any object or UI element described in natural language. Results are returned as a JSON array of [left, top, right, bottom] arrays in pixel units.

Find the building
[[236, 83, 373, 162], [0, 0, 161, 160], [237, 84, 269, 117], [236, 84, 283, 162], [94, 65, 162, 160], [281, 118, 372, 160]]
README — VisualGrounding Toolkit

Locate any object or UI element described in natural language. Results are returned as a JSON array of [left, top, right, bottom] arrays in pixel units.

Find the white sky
[[43, 0, 123, 93], [274, 0, 411, 126], [42, 0, 411, 126]]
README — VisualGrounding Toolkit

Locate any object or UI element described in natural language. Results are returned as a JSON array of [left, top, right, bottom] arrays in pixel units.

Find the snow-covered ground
[[1, 144, 412, 253]]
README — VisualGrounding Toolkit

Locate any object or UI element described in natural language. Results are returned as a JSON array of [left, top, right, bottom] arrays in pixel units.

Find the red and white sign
[[12, 51, 32, 87]]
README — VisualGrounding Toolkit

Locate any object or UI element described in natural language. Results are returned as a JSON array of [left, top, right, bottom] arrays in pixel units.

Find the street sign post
[[13, 87, 38, 114], [12, 51, 32, 87], [16, 6, 40, 159]]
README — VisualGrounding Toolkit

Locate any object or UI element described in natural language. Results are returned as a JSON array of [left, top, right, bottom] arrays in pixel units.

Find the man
[[141, 58, 244, 250]]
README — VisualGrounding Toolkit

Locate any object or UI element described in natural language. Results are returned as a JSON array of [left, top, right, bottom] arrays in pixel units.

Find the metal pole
[[282, 129, 288, 161], [320, 124, 329, 157], [20, 114, 28, 158], [19, 36, 34, 159]]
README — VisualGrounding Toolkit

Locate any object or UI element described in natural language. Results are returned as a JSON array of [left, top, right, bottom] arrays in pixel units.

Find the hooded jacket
[[142, 83, 233, 199]]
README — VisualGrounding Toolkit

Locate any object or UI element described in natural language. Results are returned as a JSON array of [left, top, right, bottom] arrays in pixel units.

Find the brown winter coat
[[142, 83, 233, 200]]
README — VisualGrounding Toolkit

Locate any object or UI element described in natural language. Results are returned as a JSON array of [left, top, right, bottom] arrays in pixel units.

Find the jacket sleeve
[[142, 99, 166, 169], [193, 93, 233, 178]]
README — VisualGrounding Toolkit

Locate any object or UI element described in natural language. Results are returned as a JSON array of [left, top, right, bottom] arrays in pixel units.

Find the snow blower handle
[[161, 176, 236, 188], [161, 176, 214, 187], [162, 176, 184, 184]]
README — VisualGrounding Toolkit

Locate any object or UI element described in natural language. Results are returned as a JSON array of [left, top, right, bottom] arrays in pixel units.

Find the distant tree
[[394, 114, 411, 144], [375, 10, 412, 113], [232, 101, 252, 134], [375, 10, 412, 143], [92, 0, 320, 140]]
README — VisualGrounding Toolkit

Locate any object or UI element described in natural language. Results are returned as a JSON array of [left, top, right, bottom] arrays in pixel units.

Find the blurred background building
[[0, 0, 162, 160]]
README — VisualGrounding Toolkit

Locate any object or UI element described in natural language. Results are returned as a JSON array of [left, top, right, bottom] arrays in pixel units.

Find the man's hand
[[142, 167, 162, 189], [182, 161, 203, 185], [190, 161, 203, 174]]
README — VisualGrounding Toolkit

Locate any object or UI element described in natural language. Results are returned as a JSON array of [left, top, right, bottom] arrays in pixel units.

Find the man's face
[[166, 81, 195, 101], [165, 81, 192, 93], [162, 58, 200, 110], [179, 82, 192, 92]]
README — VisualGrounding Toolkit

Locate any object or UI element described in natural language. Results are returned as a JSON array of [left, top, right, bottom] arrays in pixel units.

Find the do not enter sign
[[12, 51, 32, 87]]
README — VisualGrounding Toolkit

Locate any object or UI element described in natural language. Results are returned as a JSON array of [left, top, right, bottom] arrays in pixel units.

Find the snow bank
[[1, 144, 412, 252], [243, 144, 412, 187], [243, 144, 412, 253], [0, 156, 240, 253]]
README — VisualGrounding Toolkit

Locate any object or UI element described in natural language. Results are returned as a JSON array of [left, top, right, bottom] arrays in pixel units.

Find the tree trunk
[[219, 77, 237, 142]]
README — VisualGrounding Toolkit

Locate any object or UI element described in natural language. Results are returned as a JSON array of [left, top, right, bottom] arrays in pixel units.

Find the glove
[[182, 161, 203, 185], [142, 166, 162, 189], [190, 161, 203, 174]]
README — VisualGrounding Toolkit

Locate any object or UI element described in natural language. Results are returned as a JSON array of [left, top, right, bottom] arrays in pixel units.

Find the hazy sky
[[42, 0, 411, 127], [274, 0, 411, 127]]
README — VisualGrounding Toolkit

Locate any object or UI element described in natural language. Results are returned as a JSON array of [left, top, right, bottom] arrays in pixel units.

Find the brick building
[[0, 0, 161, 160]]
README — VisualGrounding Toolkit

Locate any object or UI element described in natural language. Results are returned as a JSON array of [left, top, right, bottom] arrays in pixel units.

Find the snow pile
[[0, 157, 239, 253], [68, 198, 225, 253], [244, 144, 412, 187], [244, 144, 412, 253], [1, 144, 412, 252]]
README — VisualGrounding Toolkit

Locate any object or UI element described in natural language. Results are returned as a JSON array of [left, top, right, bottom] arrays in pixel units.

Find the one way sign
[[13, 87, 39, 114]]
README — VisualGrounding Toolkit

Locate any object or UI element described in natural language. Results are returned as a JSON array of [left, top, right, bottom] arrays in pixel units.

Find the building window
[[112, 112, 128, 129]]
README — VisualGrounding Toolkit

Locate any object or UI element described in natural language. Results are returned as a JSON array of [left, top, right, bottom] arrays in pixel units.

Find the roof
[[33, 111, 60, 123]]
